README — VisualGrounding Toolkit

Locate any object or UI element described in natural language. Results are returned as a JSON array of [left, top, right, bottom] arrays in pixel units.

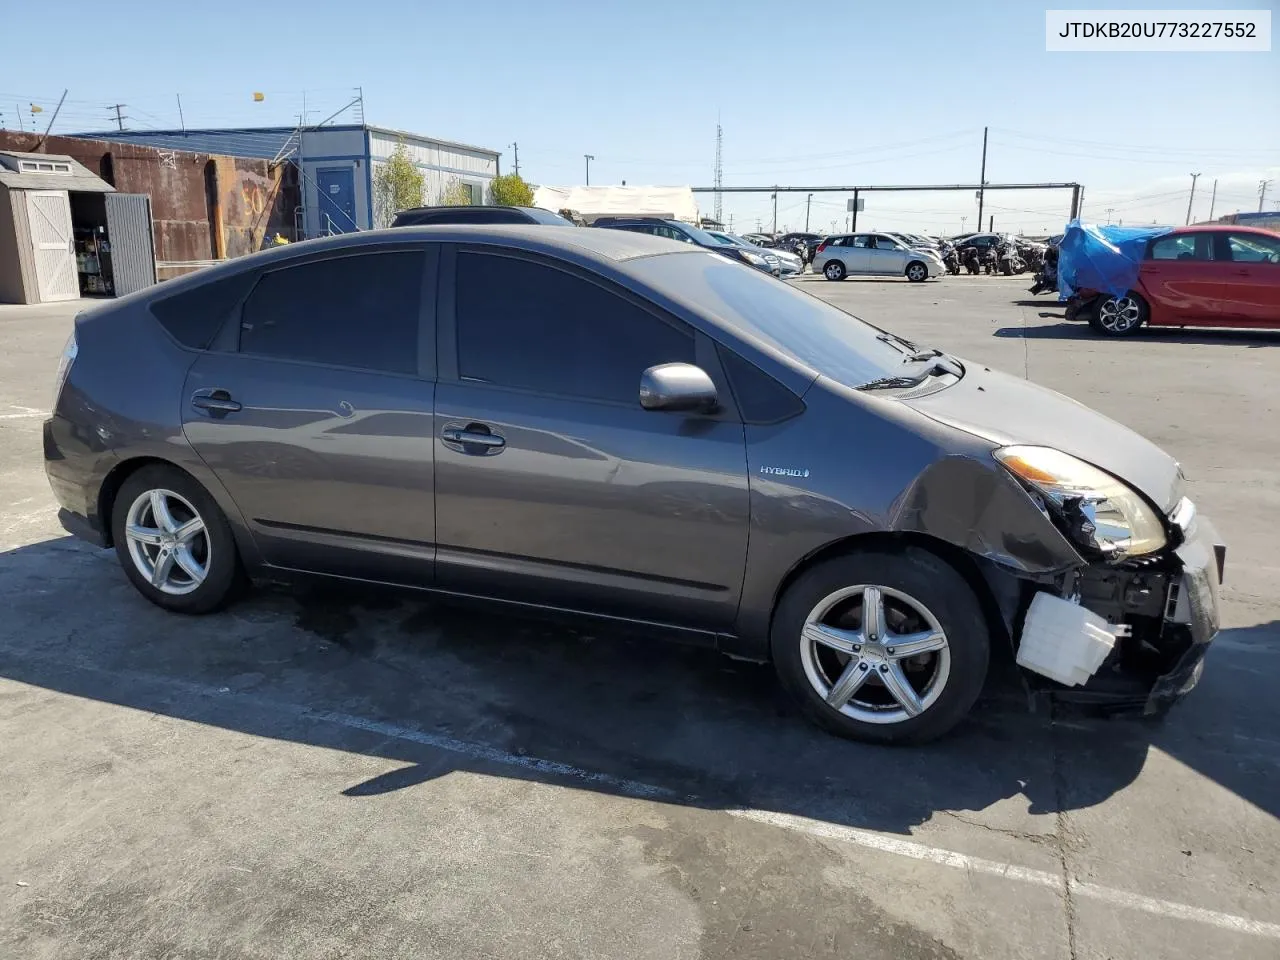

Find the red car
[[1075, 226, 1280, 336]]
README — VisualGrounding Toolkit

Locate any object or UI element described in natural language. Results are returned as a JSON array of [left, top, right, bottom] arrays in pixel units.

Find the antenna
[[713, 120, 723, 225]]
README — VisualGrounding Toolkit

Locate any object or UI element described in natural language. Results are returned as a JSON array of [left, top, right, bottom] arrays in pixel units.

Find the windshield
[[630, 252, 921, 388], [707, 232, 740, 246], [678, 222, 724, 246]]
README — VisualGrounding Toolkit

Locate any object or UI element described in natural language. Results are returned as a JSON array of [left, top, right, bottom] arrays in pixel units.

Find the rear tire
[[823, 260, 847, 281], [110, 464, 242, 614], [1088, 292, 1148, 336], [771, 548, 990, 744], [906, 261, 928, 282]]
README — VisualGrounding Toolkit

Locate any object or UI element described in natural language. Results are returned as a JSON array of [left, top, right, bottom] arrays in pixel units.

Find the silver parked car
[[813, 233, 947, 282], [44, 226, 1224, 744]]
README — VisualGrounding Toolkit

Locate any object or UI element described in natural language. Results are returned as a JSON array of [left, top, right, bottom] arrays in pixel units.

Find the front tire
[[110, 464, 242, 614], [1088, 292, 1148, 336], [823, 260, 847, 281], [906, 261, 928, 283], [771, 548, 990, 744]]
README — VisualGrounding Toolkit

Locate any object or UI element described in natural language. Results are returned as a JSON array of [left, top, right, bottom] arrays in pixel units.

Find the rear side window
[[454, 252, 694, 404], [150, 273, 255, 349], [239, 252, 423, 374], [1225, 232, 1280, 263], [1148, 234, 1210, 261]]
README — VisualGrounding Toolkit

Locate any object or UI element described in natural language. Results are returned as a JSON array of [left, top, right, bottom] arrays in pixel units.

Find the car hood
[[901, 363, 1183, 512]]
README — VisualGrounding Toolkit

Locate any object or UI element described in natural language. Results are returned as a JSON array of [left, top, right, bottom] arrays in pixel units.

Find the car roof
[[1174, 224, 1273, 234], [132, 225, 701, 305]]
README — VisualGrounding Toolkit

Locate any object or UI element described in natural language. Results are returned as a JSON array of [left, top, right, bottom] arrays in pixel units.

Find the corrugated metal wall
[[0, 132, 299, 274]]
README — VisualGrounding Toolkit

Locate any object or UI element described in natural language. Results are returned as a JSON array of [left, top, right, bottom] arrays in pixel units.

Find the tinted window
[[1225, 232, 1280, 263], [718, 346, 804, 424], [151, 272, 255, 349], [519, 207, 574, 225], [455, 252, 694, 404], [1149, 234, 1209, 261], [239, 252, 422, 374]]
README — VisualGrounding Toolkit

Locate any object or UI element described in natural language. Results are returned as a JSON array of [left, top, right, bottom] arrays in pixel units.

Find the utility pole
[[108, 103, 127, 131], [713, 121, 723, 226], [1260, 179, 1273, 212], [510, 142, 519, 176], [584, 154, 593, 185], [976, 125, 988, 239], [805, 193, 813, 232], [32, 89, 67, 150], [771, 189, 778, 235], [1185, 173, 1201, 225], [1105, 207, 1115, 225], [1208, 178, 1218, 220]]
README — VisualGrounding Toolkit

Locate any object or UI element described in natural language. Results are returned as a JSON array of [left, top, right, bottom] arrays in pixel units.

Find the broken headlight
[[995, 445, 1167, 561]]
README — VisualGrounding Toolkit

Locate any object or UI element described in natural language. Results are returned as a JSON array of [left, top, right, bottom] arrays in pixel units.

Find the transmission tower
[[713, 122, 723, 225]]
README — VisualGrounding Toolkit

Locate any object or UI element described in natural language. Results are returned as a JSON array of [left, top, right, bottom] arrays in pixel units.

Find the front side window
[[1148, 234, 1210, 261], [454, 252, 695, 404], [239, 252, 423, 374], [1225, 232, 1280, 263]]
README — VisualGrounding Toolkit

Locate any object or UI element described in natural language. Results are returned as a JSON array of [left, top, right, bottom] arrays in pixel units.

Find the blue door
[[315, 166, 356, 235]]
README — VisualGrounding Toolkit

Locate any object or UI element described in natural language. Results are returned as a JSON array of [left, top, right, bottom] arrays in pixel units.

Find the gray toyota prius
[[43, 226, 1225, 743]]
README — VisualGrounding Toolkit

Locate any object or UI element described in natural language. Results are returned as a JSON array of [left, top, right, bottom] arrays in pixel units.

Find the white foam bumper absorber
[[1017, 592, 1118, 687]]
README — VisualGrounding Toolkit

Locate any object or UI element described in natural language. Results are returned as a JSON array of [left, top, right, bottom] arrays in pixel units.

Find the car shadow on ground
[[997, 319, 1280, 346], [1, 537, 1277, 836]]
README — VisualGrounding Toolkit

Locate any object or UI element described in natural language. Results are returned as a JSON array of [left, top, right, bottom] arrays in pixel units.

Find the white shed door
[[25, 191, 79, 302]]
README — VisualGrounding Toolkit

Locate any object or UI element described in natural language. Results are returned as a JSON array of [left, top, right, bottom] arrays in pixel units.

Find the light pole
[[805, 193, 813, 232], [584, 154, 594, 186], [960, 216, 967, 235]]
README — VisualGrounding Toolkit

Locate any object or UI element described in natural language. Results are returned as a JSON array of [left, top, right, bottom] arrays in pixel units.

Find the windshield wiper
[[876, 332, 919, 355], [858, 375, 928, 391], [858, 355, 963, 391]]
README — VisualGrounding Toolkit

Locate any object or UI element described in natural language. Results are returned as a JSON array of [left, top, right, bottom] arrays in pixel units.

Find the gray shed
[[0, 151, 157, 304]]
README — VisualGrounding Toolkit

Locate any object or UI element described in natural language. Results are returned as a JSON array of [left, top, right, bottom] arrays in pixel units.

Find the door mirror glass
[[640, 363, 717, 412]]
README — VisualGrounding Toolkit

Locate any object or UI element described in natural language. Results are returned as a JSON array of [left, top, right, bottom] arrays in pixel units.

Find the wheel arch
[[740, 530, 1016, 664], [97, 456, 260, 571]]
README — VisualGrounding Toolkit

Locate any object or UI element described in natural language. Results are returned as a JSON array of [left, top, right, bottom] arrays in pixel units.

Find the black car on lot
[[392, 205, 573, 227], [593, 217, 782, 275]]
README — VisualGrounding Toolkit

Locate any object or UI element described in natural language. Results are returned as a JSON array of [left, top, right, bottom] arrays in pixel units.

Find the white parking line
[[0, 407, 47, 420], [3, 655, 1278, 942]]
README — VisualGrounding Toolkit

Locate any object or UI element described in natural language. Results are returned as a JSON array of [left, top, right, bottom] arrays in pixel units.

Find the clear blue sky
[[3, 0, 1276, 233]]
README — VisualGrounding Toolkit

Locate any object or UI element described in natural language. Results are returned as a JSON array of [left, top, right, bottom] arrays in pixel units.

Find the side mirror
[[639, 363, 718, 413]]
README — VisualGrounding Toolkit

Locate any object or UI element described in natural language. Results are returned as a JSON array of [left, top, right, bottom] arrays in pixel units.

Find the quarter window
[[239, 252, 423, 374], [454, 252, 695, 404]]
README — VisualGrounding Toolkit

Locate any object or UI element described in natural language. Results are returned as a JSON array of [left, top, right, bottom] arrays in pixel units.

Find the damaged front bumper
[[1017, 500, 1225, 716]]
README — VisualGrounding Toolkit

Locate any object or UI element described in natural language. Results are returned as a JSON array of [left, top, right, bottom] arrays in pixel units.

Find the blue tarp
[[1057, 220, 1174, 300]]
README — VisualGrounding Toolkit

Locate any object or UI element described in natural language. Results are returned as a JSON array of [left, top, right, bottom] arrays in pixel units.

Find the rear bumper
[[58, 507, 107, 547], [44, 414, 115, 547]]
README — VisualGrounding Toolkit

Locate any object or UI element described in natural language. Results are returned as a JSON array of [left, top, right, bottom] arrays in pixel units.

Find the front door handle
[[442, 424, 506, 453], [191, 389, 242, 416]]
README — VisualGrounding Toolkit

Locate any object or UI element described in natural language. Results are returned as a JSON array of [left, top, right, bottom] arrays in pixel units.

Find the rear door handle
[[191, 389, 242, 416]]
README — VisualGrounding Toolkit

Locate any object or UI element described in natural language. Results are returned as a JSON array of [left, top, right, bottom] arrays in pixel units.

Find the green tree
[[490, 172, 535, 207], [372, 141, 425, 227], [438, 176, 475, 206]]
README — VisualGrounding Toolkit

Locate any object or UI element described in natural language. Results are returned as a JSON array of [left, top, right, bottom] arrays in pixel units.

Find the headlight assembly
[[995, 445, 1167, 561]]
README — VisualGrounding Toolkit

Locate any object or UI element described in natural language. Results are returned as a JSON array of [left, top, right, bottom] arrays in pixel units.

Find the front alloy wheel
[[770, 549, 989, 743], [906, 262, 928, 282], [800, 585, 950, 723]]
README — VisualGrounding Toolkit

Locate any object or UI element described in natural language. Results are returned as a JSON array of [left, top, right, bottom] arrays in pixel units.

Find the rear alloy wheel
[[905, 261, 928, 282], [111, 465, 241, 614], [771, 549, 989, 743], [824, 260, 847, 281], [1089, 293, 1148, 336]]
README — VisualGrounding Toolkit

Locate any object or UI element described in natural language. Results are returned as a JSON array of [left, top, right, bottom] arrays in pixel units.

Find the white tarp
[[532, 185, 700, 223]]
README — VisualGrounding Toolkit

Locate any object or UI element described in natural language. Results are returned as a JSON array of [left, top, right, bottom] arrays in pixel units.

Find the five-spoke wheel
[[111, 465, 241, 613], [771, 548, 990, 743]]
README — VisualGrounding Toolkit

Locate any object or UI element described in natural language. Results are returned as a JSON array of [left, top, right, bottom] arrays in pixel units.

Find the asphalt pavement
[[1, 277, 1277, 959]]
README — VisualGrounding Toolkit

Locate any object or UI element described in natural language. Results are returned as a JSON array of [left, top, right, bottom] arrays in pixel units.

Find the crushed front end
[[1015, 496, 1225, 716]]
